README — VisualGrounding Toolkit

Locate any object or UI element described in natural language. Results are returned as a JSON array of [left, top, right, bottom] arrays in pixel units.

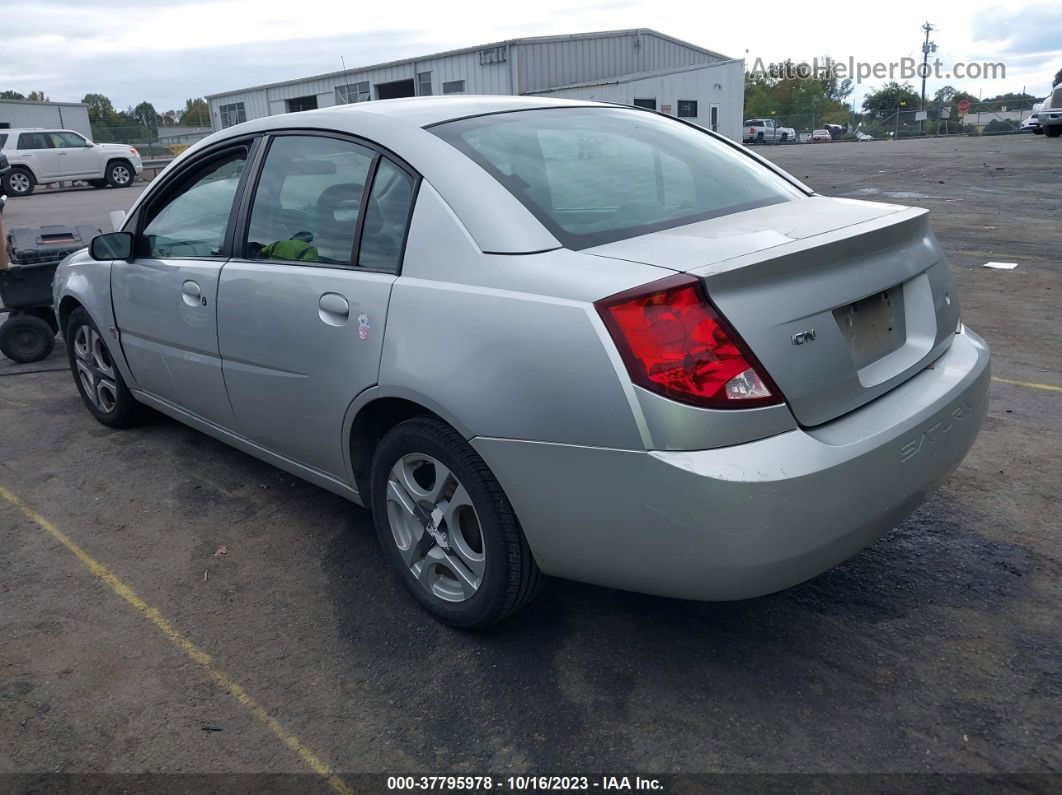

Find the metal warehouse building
[[206, 29, 745, 141], [0, 99, 92, 138]]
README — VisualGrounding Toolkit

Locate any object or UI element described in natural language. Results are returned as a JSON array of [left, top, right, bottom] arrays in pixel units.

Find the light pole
[[920, 21, 937, 134]]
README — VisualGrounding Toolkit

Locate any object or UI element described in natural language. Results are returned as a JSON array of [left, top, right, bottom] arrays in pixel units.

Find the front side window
[[245, 135, 374, 265], [50, 131, 89, 148], [18, 132, 52, 150], [431, 107, 803, 249], [141, 151, 246, 258]]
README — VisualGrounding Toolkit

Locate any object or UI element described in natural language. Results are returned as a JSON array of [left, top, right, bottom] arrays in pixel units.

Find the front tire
[[370, 416, 544, 628], [1046, 126, 1062, 138], [2, 167, 35, 196], [88, 178, 108, 189], [0, 314, 55, 363], [106, 160, 135, 188], [65, 307, 141, 427]]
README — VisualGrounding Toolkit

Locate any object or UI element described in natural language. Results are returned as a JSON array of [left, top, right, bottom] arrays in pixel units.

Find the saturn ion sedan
[[54, 96, 990, 627]]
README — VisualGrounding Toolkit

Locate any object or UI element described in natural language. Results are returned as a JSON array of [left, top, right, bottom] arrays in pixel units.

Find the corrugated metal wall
[[515, 31, 715, 94], [530, 60, 745, 142], [0, 102, 92, 138], [207, 48, 516, 129], [206, 32, 726, 131]]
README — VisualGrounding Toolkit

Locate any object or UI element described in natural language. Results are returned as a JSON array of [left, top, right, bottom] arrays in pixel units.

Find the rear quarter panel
[[383, 183, 657, 449]]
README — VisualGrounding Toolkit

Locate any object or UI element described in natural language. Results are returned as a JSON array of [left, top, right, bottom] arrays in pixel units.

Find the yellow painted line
[[0, 484, 353, 795], [992, 376, 1062, 394]]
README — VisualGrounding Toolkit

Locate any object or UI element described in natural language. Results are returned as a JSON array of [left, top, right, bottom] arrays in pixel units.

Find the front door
[[217, 133, 417, 479], [49, 131, 98, 178], [112, 145, 251, 428]]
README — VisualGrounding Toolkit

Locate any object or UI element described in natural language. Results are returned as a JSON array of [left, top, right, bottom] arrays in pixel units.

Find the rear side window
[[432, 107, 802, 249], [357, 159, 415, 272], [141, 151, 246, 258], [0, 134, 7, 148], [18, 132, 52, 150], [244, 135, 374, 265]]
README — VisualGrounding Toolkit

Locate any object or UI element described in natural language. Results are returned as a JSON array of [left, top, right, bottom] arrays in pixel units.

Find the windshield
[[431, 107, 804, 249]]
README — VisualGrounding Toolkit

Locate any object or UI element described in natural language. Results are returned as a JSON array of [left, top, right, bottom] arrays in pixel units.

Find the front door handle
[[318, 292, 349, 326], [181, 280, 203, 307]]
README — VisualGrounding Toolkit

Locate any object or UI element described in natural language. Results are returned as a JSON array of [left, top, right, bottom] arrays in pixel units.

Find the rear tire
[[106, 160, 135, 188], [370, 416, 544, 628], [65, 307, 141, 427], [0, 314, 55, 363], [1046, 126, 1062, 138], [2, 167, 35, 196]]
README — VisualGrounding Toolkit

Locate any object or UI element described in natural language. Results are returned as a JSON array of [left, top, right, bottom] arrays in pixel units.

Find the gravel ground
[[0, 133, 1059, 786]]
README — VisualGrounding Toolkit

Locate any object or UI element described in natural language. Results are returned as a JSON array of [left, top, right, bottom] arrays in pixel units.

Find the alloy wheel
[[73, 324, 118, 414], [9, 172, 31, 194], [385, 453, 486, 603], [111, 165, 131, 185]]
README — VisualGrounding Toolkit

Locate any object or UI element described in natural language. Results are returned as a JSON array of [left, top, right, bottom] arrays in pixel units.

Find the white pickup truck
[[742, 119, 795, 144], [0, 128, 143, 196]]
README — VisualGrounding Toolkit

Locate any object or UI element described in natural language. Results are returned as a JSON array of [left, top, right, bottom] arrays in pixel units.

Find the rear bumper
[[473, 328, 990, 601]]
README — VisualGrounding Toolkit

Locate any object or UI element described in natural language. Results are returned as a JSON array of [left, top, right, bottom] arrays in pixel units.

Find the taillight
[[595, 274, 782, 409]]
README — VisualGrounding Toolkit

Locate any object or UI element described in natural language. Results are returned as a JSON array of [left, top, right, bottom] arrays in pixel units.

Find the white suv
[[0, 129, 143, 196]]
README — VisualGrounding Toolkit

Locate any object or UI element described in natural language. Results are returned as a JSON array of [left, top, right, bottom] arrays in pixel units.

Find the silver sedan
[[54, 96, 990, 627]]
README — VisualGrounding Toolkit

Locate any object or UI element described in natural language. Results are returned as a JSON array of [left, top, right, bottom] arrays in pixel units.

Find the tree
[[743, 56, 854, 131], [26, 90, 49, 102], [82, 93, 118, 125], [182, 97, 209, 127], [132, 101, 160, 136], [0, 90, 26, 100], [862, 81, 921, 117]]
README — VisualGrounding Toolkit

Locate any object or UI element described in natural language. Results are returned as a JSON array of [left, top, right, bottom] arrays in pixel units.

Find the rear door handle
[[318, 292, 349, 326]]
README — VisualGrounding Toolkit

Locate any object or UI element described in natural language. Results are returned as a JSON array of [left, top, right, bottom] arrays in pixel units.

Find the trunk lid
[[586, 197, 960, 427]]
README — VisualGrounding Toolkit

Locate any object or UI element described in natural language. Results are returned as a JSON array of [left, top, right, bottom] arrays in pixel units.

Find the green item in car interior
[[260, 236, 319, 261]]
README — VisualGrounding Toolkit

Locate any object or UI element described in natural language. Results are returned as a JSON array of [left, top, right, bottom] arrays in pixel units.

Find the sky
[[3, 0, 1059, 113]]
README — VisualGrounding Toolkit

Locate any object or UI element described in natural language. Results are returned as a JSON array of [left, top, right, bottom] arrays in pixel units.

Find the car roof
[[237, 95, 605, 134]]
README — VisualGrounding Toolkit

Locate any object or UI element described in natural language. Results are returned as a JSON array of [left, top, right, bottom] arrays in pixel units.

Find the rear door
[[17, 131, 59, 179], [217, 132, 418, 479], [112, 141, 254, 428]]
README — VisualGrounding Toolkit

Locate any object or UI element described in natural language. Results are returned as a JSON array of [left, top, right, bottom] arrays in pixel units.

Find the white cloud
[[3, 0, 1059, 111]]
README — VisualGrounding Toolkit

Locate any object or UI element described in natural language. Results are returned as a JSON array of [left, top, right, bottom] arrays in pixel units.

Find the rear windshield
[[431, 107, 803, 249]]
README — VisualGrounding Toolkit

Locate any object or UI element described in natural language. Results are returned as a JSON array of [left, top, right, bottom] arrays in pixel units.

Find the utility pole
[[920, 21, 937, 134]]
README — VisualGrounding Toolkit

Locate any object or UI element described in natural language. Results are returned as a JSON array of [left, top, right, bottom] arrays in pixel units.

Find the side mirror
[[89, 231, 134, 261]]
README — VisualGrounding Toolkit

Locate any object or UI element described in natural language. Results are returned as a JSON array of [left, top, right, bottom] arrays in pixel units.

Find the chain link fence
[[747, 97, 1044, 143], [87, 125, 212, 159]]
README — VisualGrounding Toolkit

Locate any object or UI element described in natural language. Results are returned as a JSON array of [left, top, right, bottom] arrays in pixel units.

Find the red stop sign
[[958, 99, 971, 113]]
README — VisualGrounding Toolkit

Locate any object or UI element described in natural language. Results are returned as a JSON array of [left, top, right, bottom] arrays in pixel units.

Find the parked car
[[54, 97, 990, 627], [1037, 87, 1062, 137], [0, 128, 143, 196], [777, 126, 797, 142], [810, 129, 832, 142], [743, 119, 790, 144]]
